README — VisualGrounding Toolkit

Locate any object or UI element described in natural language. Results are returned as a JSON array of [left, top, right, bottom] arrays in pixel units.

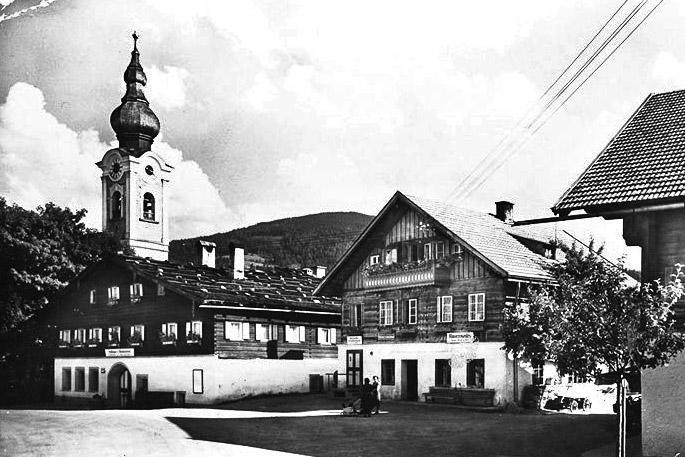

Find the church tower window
[[143, 193, 155, 221], [111, 191, 122, 219]]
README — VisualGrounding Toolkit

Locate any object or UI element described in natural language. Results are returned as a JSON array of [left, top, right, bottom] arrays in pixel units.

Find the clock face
[[109, 160, 123, 182]]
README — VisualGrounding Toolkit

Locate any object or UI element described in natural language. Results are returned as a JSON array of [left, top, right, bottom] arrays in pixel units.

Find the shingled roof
[[112, 255, 340, 315], [316, 192, 567, 295], [554, 89, 685, 214]]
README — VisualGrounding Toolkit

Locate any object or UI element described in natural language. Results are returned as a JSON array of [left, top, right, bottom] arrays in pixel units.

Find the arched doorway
[[107, 363, 132, 408]]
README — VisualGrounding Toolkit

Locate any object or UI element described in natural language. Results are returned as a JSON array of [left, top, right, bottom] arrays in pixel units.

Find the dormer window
[[143, 192, 155, 221], [369, 255, 380, 266], [424, 243, 433, 260], [384, 248, 397, 265], [89, 289, 96, 305], [111, 191, 122, 219], [435, 241, 445, 260], [107, 286, 120, 305]]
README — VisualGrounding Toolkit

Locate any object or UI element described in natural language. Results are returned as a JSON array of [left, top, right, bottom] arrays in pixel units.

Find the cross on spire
[[132, 31, 138, 51]]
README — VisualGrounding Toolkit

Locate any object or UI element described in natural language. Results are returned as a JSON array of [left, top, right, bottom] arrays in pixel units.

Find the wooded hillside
[[169, 212, 372, 268]]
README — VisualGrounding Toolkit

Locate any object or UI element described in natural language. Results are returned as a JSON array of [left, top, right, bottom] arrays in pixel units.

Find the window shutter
[[186, 322, 190, 336], [129, 284, 134, 296], [331, 328, 337, 344], [141, 325, 145, 340], [242, 322, 250, 340], [299, 326, 306, 343], [162, 323, 167, 335], [436, 297, 441, 323], [130, 325, 134, 336], [393, 300, 399, 324], [316, 328, 323, 344]]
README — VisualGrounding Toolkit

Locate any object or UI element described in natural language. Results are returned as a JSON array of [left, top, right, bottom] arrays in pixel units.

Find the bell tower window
[[111, 191, 122, 219], [143, 193, 155, 221]]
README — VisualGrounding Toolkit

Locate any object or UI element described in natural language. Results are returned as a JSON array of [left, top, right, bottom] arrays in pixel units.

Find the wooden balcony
[[362, 262, 450, 291]]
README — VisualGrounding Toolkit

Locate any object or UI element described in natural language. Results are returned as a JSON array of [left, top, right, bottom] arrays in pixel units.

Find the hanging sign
[[105, 348, 135, 357], [346, 336, 363, 345], [447, 332, 474, 344]]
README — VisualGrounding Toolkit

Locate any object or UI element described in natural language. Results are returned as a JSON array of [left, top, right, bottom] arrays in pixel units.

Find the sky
[[2, 0, 685, 269]]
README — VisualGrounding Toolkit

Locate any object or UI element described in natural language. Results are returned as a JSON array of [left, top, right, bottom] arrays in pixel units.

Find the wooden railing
[[363, 263, 449, 291]]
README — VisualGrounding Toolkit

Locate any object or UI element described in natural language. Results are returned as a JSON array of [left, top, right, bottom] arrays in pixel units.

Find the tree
[[502, 242, 685, 457], [0, 197, 124, 335]]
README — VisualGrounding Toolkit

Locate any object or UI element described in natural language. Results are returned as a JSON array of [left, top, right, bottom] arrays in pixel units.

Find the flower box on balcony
[[58, 341, 69, 348], [71, 340, 84, 348], [129, 342, 143, 347], [162, 340, 175, 346], [186, 332, 201, 344], [160, 333, 177, 346], [87, 343, 99, 348]]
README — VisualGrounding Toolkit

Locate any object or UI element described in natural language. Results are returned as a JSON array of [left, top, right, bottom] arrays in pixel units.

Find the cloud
[[145, 65, 190, 110], [0, 0, 59, 24], [651, 51, 685, 90], [0, 82, 236, 238]]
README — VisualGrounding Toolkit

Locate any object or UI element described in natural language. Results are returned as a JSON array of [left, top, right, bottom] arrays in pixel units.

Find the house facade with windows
[[553, 89, 685, 457], [315, 191, 563, 405], [49, 35, 340, 407]]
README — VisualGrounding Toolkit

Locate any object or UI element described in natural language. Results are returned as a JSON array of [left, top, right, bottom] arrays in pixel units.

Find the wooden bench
[[423, 386, 460, 404]]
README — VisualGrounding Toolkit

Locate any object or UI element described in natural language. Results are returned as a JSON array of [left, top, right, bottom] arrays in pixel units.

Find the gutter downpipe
[[513, 281, 522, 404]]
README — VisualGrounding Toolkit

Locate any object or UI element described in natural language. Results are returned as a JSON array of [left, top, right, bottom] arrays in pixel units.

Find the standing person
[[360, 378, 374, 417], [372, 375, 381, 414]]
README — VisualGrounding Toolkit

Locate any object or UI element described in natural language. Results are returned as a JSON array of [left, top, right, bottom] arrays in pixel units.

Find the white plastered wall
[[54, 355, 339, 405], [337, 342, 532, 405]]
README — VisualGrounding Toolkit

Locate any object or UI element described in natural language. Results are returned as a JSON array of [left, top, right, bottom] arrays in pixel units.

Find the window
[[381, 359, 395, 385], [369, 254, 380, 266], [532, 363, 544, 386], [256, 323, 278, 342], [424, 243, 433, 260], [129, 324, 145, 343], [384, 248, 397, 265], [350, 304, 362, 328], [88, 328, 102, 343], [129, 283, 143, 302], [437, 296, 452, 323], [466, 359, 485, 388], [379, 300, 393, 326], [408, 299, 418, 325], [435, 359, 451, 387], [111, 191, 122, 219], [136, 374, 148, 392], [157, 283, 165, 296], [59, 329, 71, 344], [143, 192, 155, 220], [62, 367, 72, 391], [285, 325, 306, 343], [74, 367, 85, 392], [435, 241, 445, 259], [193, 369, 204, 394], [107, 326, 121, 345], [89, 289, 96, 304], [74, 328, 86, 346], [468, 293, 485, 321], [186, 321, 203, 340], [108, 286, 120, 303], [225, 321, 251, 341], [88, 367, 99, 392], [317, 327, 336, 345], [161, 322, 177, 339]]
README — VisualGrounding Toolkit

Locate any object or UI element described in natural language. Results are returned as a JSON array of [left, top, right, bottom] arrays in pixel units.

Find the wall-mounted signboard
[[346, 335, 363, 345], [447, 332, 474, 344], [105, 348, 135, 357]]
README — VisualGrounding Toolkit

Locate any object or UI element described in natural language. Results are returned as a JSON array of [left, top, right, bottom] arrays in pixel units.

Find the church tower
[[97, 33, 174, 261]]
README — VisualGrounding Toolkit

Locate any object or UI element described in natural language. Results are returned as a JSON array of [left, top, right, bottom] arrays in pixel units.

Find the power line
[[457, 0, 662, 201], [446, 0, 632, 202], [453, 0, 660, 202]]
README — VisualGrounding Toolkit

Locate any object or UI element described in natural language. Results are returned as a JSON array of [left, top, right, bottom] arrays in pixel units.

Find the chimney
[[229, 243, 245, 280], [495, 201, 514, 224], [196, 240, 216, 268], [315, 266, 327, 278]]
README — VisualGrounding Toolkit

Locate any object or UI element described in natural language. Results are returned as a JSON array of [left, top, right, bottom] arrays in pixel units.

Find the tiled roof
[[118, 255, 340, 314], [405, 195, 557, 280], [554, 90, 685, 213]]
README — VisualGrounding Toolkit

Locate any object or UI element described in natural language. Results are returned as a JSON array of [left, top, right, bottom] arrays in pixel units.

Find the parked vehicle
[[544, 394, 592, 412]]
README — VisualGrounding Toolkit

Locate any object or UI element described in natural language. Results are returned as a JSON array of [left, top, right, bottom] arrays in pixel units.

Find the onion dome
[[110, 32, 160, 154]]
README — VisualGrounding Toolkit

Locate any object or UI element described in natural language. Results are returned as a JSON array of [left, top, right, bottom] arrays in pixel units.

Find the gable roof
[[554, 90, 685, 214], [316, 191, 561, 295], [106, 255, 340, 315]]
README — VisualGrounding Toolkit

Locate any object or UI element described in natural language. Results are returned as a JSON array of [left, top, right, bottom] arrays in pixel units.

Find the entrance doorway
[[401, 360, 418, 401], [107, 363, 132, 408], [346, 350, 363, 387]]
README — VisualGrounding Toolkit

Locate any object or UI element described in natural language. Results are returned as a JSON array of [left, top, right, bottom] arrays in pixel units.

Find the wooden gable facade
[[321, 196, 530, 344]]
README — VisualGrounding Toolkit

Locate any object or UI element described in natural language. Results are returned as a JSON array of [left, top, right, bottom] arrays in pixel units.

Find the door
[[119, 369, 131, 408], [402, 360, 418, 401], [346, 350, 363, 387], [107, 363, 132, 408]]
